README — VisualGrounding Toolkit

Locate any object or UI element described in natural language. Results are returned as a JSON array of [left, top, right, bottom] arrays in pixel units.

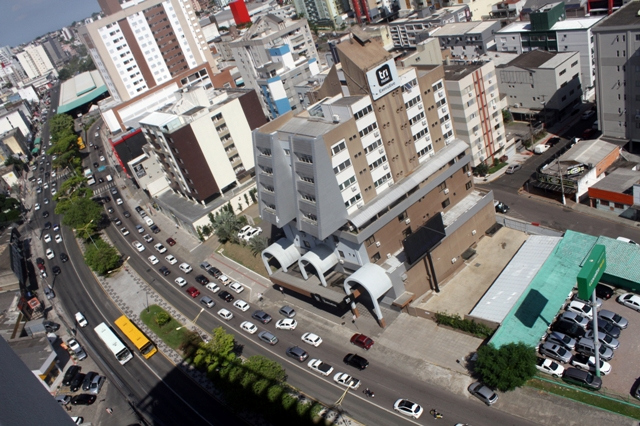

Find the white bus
[[94, 322, 133, 365]]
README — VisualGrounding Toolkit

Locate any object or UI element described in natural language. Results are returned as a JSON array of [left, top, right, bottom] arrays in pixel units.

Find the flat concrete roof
[[499, 16, 604, 33], [593, 0, 640, 28], [591, 168, 640, 193]]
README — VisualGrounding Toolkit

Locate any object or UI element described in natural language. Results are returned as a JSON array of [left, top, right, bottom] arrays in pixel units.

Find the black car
[[63, 366, 81, 386], [42, 211, 49, 217], [82, 372, 99, 391], [60, 253, 69, 262], [150, 224, 160, 234], [93, 162, 99, 168], [111, 187, 119, 195], [286, 346, 309, 362], [98, 178, 104, 183], [69, 373, 86, 392], [36, 257, 45, 267], [44, 320, 60, 332], [547, 137, 561, 146], [588, 319, 621, 339], [107, 207, 115, 214], [218, 291, 234, 302], [252, 310, 272, 324], [70, 394, 96, 406], [103, 196, 111, 202], [196, 275, 210, 285], [44, 222, 52, 229], [595, 284, 614, 300], [551, 319, 586, 339], [208, 267, 222, 278], [112, 217, 122, 226], [159, 266, 171, 276], [52, 266, 61, 275], [123, 210, 131, 218], [343, 353, 369, 370]]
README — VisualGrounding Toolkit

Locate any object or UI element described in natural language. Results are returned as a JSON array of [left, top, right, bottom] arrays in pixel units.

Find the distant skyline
[[0, 0, 100, 48]]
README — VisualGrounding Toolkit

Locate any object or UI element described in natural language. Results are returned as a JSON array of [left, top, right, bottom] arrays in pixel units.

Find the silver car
[[598, 309, 628, 329], [88, 375, 106, 395], [559, 311, 589, 329], [539, 342, 572, 363], [546, 331, 576, 350], [584, 330, 619, 350]]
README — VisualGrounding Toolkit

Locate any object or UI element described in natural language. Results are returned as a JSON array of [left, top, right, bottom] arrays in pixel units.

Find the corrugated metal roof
[[470, 235, 561, 324]]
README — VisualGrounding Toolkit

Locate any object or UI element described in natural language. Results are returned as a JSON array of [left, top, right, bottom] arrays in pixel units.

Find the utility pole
[[558, 161, 566, 206]]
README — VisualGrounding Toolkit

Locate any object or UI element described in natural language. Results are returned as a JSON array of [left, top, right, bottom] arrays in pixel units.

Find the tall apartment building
[[0, 46, 27, 87], [592, 1, 640, 151], [79, 0, 219, 105], [16, 45, 56, 80], [227, 15, 321, 119], [444, 62, 507, 166], [292, 0, 344, 27], [42, 37, 67, 67], [388, 5, 470, 49], [496, 2, 603, 99], [139, 86, 265, 204], [253, 36, 496, 326]]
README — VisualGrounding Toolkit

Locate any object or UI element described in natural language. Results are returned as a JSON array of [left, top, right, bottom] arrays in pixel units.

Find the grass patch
[[218, 241, 269, 278], [528, 378, 640, 420], [140, 305, 188, 350], [488, 162, 508, 174]]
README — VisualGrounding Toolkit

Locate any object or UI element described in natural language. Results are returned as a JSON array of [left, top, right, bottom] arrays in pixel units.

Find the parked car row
[[538, 284, 629, 390], [57, 365, 106, 407]]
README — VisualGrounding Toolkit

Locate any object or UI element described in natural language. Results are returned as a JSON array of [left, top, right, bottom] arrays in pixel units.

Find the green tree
[[55, 196, 102, 233], [248, 236, 268, 257], [474, 343, 537, 392], [58, 68, 72, 81], [194, 326, 236, 370], [84, 238, 121, 274], [473, 162, 489, 177], [211, 211, 243, 243], [156, 311, 171, 326], [244, 355, 287, 383], [49, 114, 75, 137], [4, 157, 24, 167]]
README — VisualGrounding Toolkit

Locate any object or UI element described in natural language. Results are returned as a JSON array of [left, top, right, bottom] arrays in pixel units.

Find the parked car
[[67, 339, 87, 361], [308, 359, 334, 376], [546, 331, 576, 350], [301, 332, 323, 347], [279, 306, 296, 318], [174, 277, 187, 287], [75, 312, 88, 328], [82, 372, 99, 391], [258, 331, 278, 345], [233, 300, 250, 312], [218, 309, 233, 321], [571, 353, 611, 375], [546, 137, 561, 146], [333, 372, 360, 389], [505, 164, 521, 174], [572, 294, 602, 309], [536, 357, 564, 377], [350, 333, 374, 350], [186, 287, 200, 298], [286, 346, 309, 362], [70, 394, 96, 405], [559, 311, 589, 329], [550, 319, 586, 339], [588, 319, 621, 339], [468, 382, 499, 406], [618, 293, 640, 312], [562, 368, 602, 390], [494, 200, 509, 214], [539, 342, 572, 363], [393, 399, 424, 419], [566, 300, 593, 319], [218, 291, 234, 302], [597, 309, 628, 329], [584, 330, 619, 350], [534, 144, 550, 154], [240, 321, 258, 334], [69, 373, 86, 392], [63, 366, 81, 386], [275, 318, 297, 330], [252, 310, 272, 324], [229, 282, 244, 293], [595, 284, 614, 300], [343, 353, 369, 370], [195, 275, 210, 285]]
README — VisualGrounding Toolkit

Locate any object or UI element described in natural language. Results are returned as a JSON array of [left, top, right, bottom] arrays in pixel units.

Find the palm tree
[[211, 211, 242, 243], [248, 236, 269, 257]]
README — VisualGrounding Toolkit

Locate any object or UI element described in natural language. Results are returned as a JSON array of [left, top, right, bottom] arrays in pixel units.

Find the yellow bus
[[114, 315, 157, 359], [77, 136, 85, 150]]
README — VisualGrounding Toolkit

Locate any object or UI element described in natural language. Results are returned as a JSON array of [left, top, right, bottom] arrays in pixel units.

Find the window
[[331, 141, 346, 156], [441, 198, 450, 209], [359, 122, 378, 138], [615, 203, 624, 209], [409, 111, 425, 125], [338, 176, 356, 191], [402, 227, 412, 238], [371, 252, 381, 263], [465, 181, 472, 190], [354, 104, 373, 120], [366, 236, 376, 247], [374, 172, 391, 188], [559, 69, 566, 76], [364, 139, 383, 154], [413, 127, 430, 142], [398, 211, 407, 222], [297, 154, 313, 163], [438, 182, 447, 192], [368, 155, 387, 171], [333, 159, 352, 174]]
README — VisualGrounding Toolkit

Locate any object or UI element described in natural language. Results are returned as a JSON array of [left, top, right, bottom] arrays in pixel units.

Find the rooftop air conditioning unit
[[422, 120, 427, 126], [378, 148, 384, 154], [472, 229, 477, 235], [451, 257, 457, 263], [351, 186, 357, 192], [418, 104, 423, 110], [375, 241, 381, 247], [429, 151, 435, 157], [387, 253, 392, 259], [443, 188, 449, 195], [467, 170, 472, 177], [405, 218, 411, 225], [332, 114, 340, 123], [357, 202, 364, 208], [374, 131, 380, 137]]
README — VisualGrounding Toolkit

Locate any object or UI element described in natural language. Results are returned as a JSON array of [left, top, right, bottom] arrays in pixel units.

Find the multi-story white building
[[444, 61, 508, 166], [433, 20, 501, 60], [592, 1, 640, 151], [78, 0, 219, 105], [496, 2, 604, 98], [388, 5, 470, 49], [291, 0, 344, 27], [16, 45, 56, 80], [497, 50, 582, 125], [227, 15, 321, 119], [138, 85, 265, 204]]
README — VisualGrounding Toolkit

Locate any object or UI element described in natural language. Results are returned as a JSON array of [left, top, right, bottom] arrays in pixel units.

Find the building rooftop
[[335, 37, 393, 72], [443, 63, 483, 81], [558, 138, 618, 166], [433, 20, 497, 36], [498, 15, 604, 33], [593, 1, 640, 28], [8, 335, 53, 371], [479, 52, 520, 66], [275, 116, 341, 137], [325, 95, 367, 107], [591, 168, 640, 193], [503, 49, 576, 69], [57, 70, 108, 114]]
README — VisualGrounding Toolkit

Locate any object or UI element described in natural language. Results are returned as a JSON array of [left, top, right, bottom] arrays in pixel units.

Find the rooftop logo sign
[[367, 59, 400, 100]]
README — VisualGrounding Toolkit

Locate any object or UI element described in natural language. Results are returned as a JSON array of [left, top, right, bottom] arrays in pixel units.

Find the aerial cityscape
[[1, 0, 640, 425]]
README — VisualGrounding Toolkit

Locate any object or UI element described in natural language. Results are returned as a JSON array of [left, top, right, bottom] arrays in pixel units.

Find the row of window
[[354, 104, 373, 120], [345, 193, 362, 208], [364, 138, 383, 155], [338, 175, 356, 191], [331, 140, 346, 156], [417, 144, 433, 158], [334, 158, 351, 174], [409, 111, 425, 126], [405, 95, 421, 109], [369, 155, 387, 171], [413, 127, 430, 142], [374, 172, 392, 188], [359, 122, 378, 138]]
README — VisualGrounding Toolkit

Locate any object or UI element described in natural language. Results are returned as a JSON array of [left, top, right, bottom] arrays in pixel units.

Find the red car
[[186, 287, 200, 298], [581, 128, 596, 139], [166, 238, 176, 246], [350, 333, 374, 350]]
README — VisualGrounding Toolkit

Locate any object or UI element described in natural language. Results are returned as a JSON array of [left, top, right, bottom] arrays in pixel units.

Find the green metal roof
[[56, 84, 107, 114], [490, 230, 598, 348]]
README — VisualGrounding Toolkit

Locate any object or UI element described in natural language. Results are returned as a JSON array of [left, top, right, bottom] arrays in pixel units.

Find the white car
[[534, 144, 550, 154], [233, 300, 250, 312], [240, 321, 258, 334], [44, 234, 52, 243], [393, 399, 424, 419], [571, 354, 612, 375], [218, 308, 233, 321], [46, 248, 55, 259], [34, 203, 41, 210], [535, 357, 565, 377], [229, 282, 244, 294], [143, 234, 153, 243], [148, 255, 159, 265], [132, 241, 145, 252], [333, 372, 360, 389], [55, 234, 62, 243], [100, 156, 105, 162], [43, 183, 49, 189], [275, 318, 297, 330], [75, 312, 88, 327], [218, 275, 231, 285], [618, 293, 640, 312], [566, 300, 593, 319], [179, 263, 192, 274], [237, 225, 253, 239], [116, 198, 123, 205], [301, 332, 323, 347], [175, 277, 187, 287], [51, 171, 56, 178], [307, 359, 334, 376], [243, 227, 263, 241], [154, 243, 167, 253], [120, 227, 130, 236], [165, 255, 177, 265], [51, 188, 57, 196], [206, 282, 220, 293]]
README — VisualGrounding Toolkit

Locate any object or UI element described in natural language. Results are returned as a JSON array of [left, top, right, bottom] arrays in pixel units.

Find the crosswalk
[[92, 182, 117, 196]]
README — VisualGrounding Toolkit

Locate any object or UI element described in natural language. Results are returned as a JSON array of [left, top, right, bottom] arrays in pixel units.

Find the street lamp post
[[176, 308, 205, 331]]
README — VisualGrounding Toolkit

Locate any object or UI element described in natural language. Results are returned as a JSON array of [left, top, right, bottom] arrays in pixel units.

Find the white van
[[106, 174, 113, 182], [144, 216, 155, 227]]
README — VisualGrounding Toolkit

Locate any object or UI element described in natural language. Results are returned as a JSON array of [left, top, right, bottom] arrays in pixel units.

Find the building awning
[[298, 244, 338, 287], [261, 238, 301, 274], [533, 181, 578, 194], [344, 263, 393, 321]]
